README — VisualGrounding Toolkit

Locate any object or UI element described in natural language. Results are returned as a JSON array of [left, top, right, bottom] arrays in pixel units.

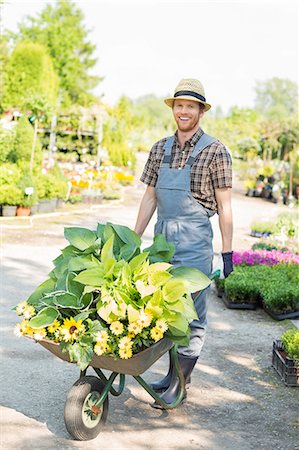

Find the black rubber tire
[[64, 375, 109, 441]]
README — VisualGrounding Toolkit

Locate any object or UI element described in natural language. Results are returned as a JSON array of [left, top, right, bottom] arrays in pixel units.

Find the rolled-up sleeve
[[211, 145, 232, 189]]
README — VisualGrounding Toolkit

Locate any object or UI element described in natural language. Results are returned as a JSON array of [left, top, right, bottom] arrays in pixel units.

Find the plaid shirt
[[140, 128, 232, 212]]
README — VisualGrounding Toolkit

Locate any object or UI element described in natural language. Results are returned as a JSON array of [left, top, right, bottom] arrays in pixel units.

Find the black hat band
[[174, 90, 206, 102]]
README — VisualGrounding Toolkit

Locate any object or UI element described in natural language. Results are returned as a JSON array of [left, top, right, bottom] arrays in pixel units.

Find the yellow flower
[[15, 319, 31, 336], [118, 336, 133, 350], [23, 305, 36, 319], [155, 319, 168, 333], [33, 329, 47, 341], [128, 322, 142, 335], [137, 310, 152, 328], [150, 327, 163, 342], [48, 320, 61, 334], [127, 331, 135, 339], [94, 342, 107, 356], [119, 347, 133, 359], [60, 317, 85, 342], [110, 321, 124, 336], [95, 330, 109, 343], [16, 301, 29, 316]]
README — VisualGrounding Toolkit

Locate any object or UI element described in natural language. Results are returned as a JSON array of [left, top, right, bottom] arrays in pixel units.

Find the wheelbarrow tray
[[37, 337, 174, 375]]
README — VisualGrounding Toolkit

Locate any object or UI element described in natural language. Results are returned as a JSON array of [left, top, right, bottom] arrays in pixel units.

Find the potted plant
[[14, 223, 211, 370], [223, 266, 262, 309], [250, 220, 274, 238], [16, 174, 38, 216], [0, 185, 22, 216], [272, 328, 299, 387]]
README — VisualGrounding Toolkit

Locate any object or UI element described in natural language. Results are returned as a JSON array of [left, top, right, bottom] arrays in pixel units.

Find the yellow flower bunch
[[60, 317, 85, 342]]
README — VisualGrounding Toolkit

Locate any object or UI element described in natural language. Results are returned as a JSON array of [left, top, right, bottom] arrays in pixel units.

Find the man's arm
[[215, 187, 233, 252], [134, 185, 157, 237]]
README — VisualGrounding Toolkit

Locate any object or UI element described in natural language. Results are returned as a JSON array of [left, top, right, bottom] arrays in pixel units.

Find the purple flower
[[233, 250, 299, 266]]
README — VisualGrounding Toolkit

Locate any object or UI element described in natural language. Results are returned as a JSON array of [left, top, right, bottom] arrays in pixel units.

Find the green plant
[[17, 173, 38, 207], [224, 266, 264, 304], [251, 242, 288, 252], [251, 220, 275, 234], [102, 189, 121, 200], [281, 329, 299, 360], [274, 212, 298, 239], [14, 223, 211, 370], [0, 185, 22, 205]]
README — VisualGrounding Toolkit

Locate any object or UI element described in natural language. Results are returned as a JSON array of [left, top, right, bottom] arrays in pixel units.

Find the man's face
[[172, 99, 203, 133]]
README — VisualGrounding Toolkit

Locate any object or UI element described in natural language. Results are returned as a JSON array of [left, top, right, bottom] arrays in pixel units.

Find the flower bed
[[233, 250, 299, 266], [14, 223, 211, 370]]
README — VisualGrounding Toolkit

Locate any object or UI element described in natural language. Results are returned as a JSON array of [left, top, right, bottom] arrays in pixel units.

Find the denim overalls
[[154, 133, 216, 357]]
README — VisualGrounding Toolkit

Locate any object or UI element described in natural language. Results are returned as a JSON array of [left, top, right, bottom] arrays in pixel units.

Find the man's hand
[[222, 251, 233, 278]]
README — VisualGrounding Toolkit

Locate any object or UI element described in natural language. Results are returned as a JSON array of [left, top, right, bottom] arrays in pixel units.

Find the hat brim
[[164, 96, 211, 112]]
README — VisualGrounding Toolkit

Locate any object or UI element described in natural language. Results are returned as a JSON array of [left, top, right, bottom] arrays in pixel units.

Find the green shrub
[[0, 127, 15, 163], [224, 266, 266, 303], [274, 212, 298, 239], [251, 242, 289, 252], [0, 162, 21, 185], [0, 185, 22, 205], [9, 116, 42, 167], [17, 173, 38, 207], [251, 220, 274, 234], [281, 329, 299, 360]]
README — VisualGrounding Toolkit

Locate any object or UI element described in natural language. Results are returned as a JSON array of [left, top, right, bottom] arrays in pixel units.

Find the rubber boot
[[151, 353, 191, 393], [150, 352, 173, 393], [152, 354, 198, 409]]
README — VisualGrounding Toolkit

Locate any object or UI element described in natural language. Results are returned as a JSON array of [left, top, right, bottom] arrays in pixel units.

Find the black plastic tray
[[264, 307, 299, 321], [272, 340, 299, 387], [221, 294, 258, 310]]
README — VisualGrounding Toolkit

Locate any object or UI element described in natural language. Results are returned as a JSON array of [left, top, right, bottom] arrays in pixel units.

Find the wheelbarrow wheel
[[64, 375, 109, 441]]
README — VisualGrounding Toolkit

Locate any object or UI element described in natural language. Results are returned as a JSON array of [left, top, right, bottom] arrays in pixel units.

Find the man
[[134, 78, 233, 408]]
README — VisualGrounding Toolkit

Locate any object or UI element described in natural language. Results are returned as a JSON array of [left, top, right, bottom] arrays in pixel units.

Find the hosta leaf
[[101, 235, 115, 263], [74, 268, 105, 286], [52, 256, 71, 279], [129, 252, 149, 272], [64, 227, 97, 251], [61, 245, 81, 257], [68, 255, 100, 272], [29, 307, 58, 329], [81, 292, 93, 309], [119, 243, 138, 261], [52, 254, 64, 267], [96, 223, 105, 240], [110, 223, 141, 247], [144, 234, 175, 263], [169, 266, 211, 294], [55, 270, 68, 291], [53, 292, 81, 309], [162, 278, 187, 303], [167, 314, 189, 334], [27, 278, 56, 306], [74, 310, 94, 322], [67, 342, 94, 371], [67, 272, 85, 298], [148, 262, 172, 273], [149, 270, 172, 287]]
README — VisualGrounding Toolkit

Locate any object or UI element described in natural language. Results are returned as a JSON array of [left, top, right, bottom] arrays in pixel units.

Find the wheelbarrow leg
[[133, 345, 186, 410]]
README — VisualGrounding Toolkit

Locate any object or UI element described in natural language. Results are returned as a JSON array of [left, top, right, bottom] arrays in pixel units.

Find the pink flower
[[233, 250, 299, 266]]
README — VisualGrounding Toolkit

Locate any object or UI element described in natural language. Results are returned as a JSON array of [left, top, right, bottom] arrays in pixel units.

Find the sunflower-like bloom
[[119, 347, 133, 359], [137, 310, 152, 329], [155, 319, 168, 333], [16, 301, 29, 316], [60, 317, 85, 342], [118, 336, 133, 350], [110, 321, 124, 336], [128, 321, 142, 335], [95, 330, 109, 343], [150, 327, 164, 342], [94, 342, 107, 356], [48, 320, 61, 334], [33, 329, 47, 341]]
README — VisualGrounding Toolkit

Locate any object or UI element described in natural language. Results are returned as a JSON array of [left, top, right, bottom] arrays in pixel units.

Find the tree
[[254, 77, 298, 118], [9, 116, 42, 170], [2, 41, 58, 113], [15, 0, 101, 106]]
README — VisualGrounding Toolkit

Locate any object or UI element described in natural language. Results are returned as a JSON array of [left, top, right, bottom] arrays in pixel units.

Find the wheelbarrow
[[37, 337, 185, 441]]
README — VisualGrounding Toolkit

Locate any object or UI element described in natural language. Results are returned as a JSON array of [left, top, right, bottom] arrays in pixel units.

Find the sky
[[2, 0, 298, 112]]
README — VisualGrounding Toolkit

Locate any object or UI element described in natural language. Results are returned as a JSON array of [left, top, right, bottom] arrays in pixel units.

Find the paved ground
[[1, 168, 298, 450]]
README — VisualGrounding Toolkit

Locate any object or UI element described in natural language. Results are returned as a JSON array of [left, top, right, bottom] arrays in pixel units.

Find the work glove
[[222, 251, 234, 278]]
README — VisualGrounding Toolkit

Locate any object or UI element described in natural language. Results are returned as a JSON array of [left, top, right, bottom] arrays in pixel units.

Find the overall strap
[[161, 136, 175, 166], [186, 133, 217, 166]]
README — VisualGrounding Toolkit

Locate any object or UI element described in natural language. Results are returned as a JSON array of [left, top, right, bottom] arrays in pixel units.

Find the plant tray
[[37, 337, 174, 376], [221, 294, 258, 310], [272, 340, 299, 387], [264, 308, 299, 321]]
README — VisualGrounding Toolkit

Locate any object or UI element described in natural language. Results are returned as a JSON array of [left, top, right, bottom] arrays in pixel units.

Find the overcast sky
[[2, 0, 298, 112]]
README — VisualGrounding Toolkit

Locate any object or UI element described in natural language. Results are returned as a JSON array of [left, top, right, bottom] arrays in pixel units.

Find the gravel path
[[1, 177, 298, 450]]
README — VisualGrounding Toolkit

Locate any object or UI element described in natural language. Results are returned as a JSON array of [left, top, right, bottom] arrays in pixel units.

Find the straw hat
[[164, 78, 211, 111]]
